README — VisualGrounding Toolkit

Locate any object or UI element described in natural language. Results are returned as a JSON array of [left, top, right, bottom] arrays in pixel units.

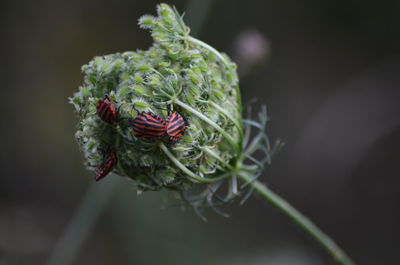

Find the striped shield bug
[[94, 148, 118, 181], [128, 112, 166, 140], [165, 111, 186, 142], [96, 95, 119, 124]]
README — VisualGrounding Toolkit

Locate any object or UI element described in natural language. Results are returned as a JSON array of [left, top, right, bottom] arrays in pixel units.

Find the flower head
[[70, 3, 278, 217]]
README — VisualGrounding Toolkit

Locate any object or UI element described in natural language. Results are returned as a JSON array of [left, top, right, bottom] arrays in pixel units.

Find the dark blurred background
[[1, 0, 400, 264]]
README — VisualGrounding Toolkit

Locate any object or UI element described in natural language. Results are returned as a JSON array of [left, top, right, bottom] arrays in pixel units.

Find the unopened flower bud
[[70, 3, 275, 216]]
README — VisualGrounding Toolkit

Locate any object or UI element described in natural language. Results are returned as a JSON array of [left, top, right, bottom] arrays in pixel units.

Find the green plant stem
[[187, 36, 243, 147], [201, 146, 233, 169], [174, 98, 240, 152], [159, 142, 204, 183], [46, 179, 119, 265], [159, 142, 228, 183], [238, 172, 357, 265], [188, 36, 230, 68], [209, 101, 243, 142]]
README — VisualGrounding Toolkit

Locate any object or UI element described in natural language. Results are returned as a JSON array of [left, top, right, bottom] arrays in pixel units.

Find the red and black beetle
[[128, 112, 166, 140], [165, 111, 186, 142], [96, 95, 118, 124], [94, 148, 118, 181]]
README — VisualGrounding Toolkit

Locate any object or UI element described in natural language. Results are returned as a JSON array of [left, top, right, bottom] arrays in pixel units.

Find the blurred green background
[[1, 0, 400, 264]]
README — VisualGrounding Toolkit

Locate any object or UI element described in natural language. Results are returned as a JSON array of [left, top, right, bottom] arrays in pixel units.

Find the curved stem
[[159, 142, 227, 183], [209, 101, 243, 143], [174, 99, 240, 153], [238, 172, 357, 265], [159, 142, 203, 183], [201, 146, 233, 170], [188, 36, 230, 67], [187, 36, 243, 136]]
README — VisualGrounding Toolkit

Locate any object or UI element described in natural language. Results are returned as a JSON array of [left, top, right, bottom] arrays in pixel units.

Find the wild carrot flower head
[[70, 3, 279, 217]]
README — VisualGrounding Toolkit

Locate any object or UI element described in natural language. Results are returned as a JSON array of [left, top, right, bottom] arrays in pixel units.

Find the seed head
[[70, 3, 280, 217]]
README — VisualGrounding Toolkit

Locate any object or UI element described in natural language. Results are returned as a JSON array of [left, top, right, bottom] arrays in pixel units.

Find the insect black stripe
[[168, 125, 185, 135], [132, 120, 165, 129], [134, 127, 165, 134]]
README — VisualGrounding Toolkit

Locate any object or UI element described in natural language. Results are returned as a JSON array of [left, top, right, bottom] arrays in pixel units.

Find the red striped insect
[[128, 112, 166, 140], [94, 148, 118, 181], [96, 95, 118, 124], [165, 112, 186, 142]]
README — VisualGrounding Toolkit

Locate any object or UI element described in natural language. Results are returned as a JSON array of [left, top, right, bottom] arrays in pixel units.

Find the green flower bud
[[70, 3, 277, 216]]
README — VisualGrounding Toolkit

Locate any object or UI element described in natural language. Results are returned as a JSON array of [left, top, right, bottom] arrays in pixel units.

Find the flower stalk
[[238, 172, 356, 265]]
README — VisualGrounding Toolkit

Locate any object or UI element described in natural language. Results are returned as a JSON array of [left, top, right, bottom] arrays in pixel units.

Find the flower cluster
[[70, 3, 277, 216]]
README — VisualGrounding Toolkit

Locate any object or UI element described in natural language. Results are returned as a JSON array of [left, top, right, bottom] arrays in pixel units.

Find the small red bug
[[165, 112, 186, 142], [94, 148, 118, 181], [128, 112, 166, 140], [96, 95, 118, 124]]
